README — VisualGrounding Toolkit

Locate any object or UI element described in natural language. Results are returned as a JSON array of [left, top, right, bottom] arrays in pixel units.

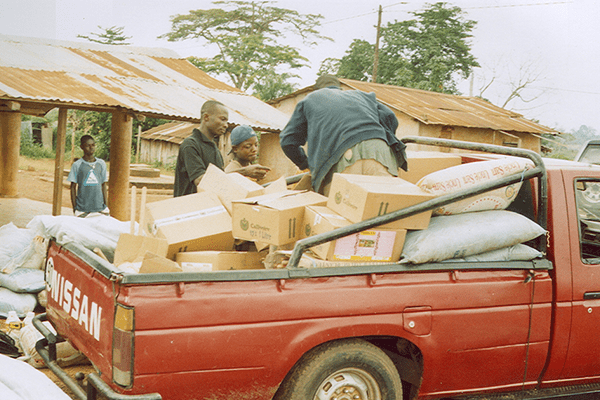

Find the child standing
[[68, 135, 109, 217], [225, 125, 270, 180]]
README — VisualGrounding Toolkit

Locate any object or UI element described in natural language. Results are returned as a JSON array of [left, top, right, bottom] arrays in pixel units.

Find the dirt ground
[[11, 156, 173, 400]]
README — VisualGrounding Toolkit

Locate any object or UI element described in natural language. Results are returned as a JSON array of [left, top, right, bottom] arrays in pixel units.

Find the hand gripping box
[[146, 192, 235, 259], [303, 206, 406, 262], [326, 173, 436, 230], [232, 190, 327, 246]]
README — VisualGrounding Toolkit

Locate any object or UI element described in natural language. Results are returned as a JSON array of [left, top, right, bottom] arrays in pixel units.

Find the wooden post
[[0, 111, 21, 198], [136, 124, 141, 164], [372, 5, 383, 83], [109, 111, 133, 221], [52, 108, 68, 215]]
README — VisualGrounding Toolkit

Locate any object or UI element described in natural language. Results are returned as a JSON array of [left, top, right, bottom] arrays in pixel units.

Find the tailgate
[[45, 240, 116, 378]]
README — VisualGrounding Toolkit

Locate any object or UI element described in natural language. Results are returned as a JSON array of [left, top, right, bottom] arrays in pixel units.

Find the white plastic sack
[[417, 157, 534, 215], [0, 269, 45, 293], [401, 210, 546, 264], [0, 354, 71, 400], [2, 237, 48, 275], [0, 223, 36, 274], [27, 215, 134, 263], [441, 244, 542, 263], [0, 288, 37, 318]]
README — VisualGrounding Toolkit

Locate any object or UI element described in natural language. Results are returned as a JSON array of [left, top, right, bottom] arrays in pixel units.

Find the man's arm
[[182, 144, 209, 186], [229, 164, 271, 180], [280, 103, 309, 170], [102, 182, 108, 208], [70, 183, 77, 212]]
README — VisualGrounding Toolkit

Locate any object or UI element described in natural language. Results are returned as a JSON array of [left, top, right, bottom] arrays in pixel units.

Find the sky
[[0, 0, 598, 134]]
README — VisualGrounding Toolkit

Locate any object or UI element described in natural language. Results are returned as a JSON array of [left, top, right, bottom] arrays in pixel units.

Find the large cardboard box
[[139, 252, 183, 273], [398, 151, 462, 184], [113, 234, 169, 266], [327, 173, 436, 230], [146, 192, 235, 259], [176, 251, 265, 271], [303, 206, 406, 261], [198, 164, 266, 214], [232, 190, 327, 245]]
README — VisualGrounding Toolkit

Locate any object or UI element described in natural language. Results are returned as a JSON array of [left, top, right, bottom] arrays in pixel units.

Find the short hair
[[80, 135, 94, 146], [314, 74, 341, 89], [200, 100, 225, 117]]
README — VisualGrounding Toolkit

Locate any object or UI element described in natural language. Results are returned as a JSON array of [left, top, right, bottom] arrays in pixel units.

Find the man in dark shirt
[[279, 74, 407, 195], [174, 100, 228, 197]]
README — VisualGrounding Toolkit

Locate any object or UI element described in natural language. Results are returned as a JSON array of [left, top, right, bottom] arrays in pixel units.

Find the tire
[[274, 339, 403, 400]]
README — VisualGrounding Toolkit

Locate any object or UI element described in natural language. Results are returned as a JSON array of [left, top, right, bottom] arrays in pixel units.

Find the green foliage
[[20, 134, 55, 159], [77, 26, 132, 45], [162, 1, 330, 94], [542, 125, 599, 160], [252, 69, 298, 101], [326, 2, 479, 94]]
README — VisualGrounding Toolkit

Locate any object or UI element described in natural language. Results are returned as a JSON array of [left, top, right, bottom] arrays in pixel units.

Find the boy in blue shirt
[[68, 135, 109, 217]]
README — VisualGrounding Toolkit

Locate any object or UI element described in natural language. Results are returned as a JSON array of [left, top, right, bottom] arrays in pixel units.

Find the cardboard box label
[[333, 230, 399, 261]]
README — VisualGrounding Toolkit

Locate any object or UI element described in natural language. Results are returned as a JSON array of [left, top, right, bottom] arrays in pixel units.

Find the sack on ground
[[401, 210, 546, 264], [0, 269, 45, 293], [0, 353, 72, 400], [441, 244, 542, 263], [417, 158, 534, 215], [0, 288, 37, 318]]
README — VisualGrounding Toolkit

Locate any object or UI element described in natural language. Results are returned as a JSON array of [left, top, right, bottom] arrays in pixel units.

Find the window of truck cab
[[575, 179, 600, 263]]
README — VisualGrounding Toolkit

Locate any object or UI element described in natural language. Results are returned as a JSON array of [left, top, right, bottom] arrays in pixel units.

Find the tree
[[327, 2, 479, 94], [161, 1, 330, 99], [77, 26, 132, 45]]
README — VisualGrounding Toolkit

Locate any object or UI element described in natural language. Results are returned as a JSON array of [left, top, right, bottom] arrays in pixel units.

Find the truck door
[[560, 172, 600, 379]]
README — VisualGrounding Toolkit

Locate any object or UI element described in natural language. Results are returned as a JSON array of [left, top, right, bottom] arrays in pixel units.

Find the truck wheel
[[275, 339, 403, 400]]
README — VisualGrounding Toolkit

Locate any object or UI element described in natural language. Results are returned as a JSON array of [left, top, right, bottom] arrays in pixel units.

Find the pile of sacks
[[400, 157, 546, 264]]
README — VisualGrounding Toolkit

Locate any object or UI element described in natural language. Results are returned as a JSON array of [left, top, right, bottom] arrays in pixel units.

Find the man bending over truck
[[279, 74, 408, 196]]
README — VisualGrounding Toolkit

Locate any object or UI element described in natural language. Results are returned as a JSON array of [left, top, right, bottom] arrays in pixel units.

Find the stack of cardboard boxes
[[114, 152, 462, 272]]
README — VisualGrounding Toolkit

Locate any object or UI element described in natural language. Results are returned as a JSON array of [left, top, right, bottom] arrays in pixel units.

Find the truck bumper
[[33, 313, 161, 400]]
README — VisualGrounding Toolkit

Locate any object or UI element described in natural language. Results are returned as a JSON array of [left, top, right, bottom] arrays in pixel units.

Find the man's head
[[314, 74, 341, 90], [80, 135, 95, 158], [200, 100, 229, 139], [229, 125, 258, 163]]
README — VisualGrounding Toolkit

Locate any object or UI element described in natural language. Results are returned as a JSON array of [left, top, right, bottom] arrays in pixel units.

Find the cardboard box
[[139, 252, 183, 273], [176, 251, 265, 271], [303, 206, 406, 261], [327, 173, 436, 230], [198, 164, 265, 214], [146, 192, 235, 259], [232, 190, 327, 245], [398, 151, 462, 184], [113, 234, 169, 266]]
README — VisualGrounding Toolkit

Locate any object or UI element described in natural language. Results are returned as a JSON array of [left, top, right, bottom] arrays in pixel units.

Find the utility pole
[[372, 5, 382, 83]]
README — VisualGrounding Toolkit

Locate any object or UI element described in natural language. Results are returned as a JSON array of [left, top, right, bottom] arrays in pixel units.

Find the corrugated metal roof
[[340, 79, 557, 134], [0, 34, 290, 131], [141, 121, 199, 145]]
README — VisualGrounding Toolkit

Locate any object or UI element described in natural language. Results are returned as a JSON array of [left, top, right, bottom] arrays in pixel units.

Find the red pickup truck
[[34, 137, 600, 400]]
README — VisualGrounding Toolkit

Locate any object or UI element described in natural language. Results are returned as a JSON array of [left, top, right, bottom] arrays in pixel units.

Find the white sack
[[401, 210, 546, 264], [2, 237, 48, 275], [0, 354, 71, 400], [27, 215, 134, 263], [0, 269, 45, 293], [442, 244, 542, 263], [0, 223, 36, 274], [417, 158, 534, 215], [0, 288, 37, 318]]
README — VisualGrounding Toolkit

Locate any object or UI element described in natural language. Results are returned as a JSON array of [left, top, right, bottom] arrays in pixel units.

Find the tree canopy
[[77, 26, 132, 45], [323, 2, 479, 94], [161, 0, 330, 100]]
